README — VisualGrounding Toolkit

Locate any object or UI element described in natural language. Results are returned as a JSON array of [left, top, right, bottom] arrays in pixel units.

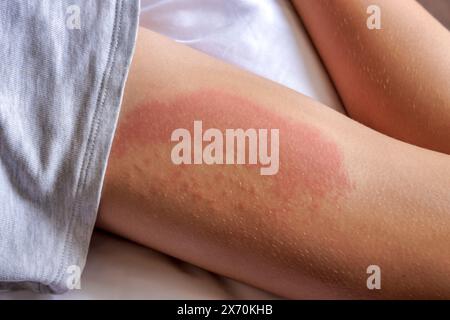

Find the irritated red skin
[[111, 89, 351, 208]]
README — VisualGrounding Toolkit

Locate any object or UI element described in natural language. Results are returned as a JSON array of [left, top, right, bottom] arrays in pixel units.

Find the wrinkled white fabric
[[140, 0, 345, 113]]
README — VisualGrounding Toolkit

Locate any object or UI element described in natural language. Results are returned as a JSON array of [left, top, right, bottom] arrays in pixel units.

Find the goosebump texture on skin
[[110, 89, 352, 210]]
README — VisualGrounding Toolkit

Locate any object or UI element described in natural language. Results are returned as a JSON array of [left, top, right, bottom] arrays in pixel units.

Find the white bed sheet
[[1, 0, 343, 299]]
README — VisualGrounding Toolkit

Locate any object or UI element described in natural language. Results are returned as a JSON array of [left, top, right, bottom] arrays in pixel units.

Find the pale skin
[[96, 2, 450, 299], [293, 0, 450, 154]]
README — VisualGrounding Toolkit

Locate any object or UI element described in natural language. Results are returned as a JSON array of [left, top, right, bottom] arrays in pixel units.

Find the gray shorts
[[0, 0, 139, 293]]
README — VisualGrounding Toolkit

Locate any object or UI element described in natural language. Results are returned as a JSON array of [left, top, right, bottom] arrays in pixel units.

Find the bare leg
[[293, 0, 450, 154], [97, 27, 450, 299]]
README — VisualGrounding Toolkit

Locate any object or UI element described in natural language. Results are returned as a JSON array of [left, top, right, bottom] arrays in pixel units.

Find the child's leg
[[97, 27, 450, 299], [293, 0, 450, 154]]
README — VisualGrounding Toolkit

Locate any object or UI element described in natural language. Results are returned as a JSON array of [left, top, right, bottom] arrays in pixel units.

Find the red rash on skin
[[111, 89, 351, 207]]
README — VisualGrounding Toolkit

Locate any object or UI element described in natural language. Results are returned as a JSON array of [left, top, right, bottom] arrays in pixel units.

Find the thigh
[[97, 27, 450, 299]]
